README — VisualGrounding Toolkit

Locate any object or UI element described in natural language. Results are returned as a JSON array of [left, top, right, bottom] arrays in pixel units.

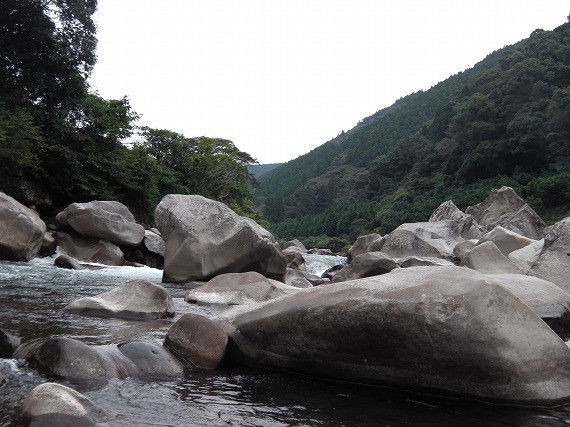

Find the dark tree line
[[0, 0, 258, 223]]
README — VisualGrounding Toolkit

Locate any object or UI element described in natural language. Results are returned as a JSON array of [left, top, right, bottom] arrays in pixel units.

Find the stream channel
[[0, 256, 569, 426]]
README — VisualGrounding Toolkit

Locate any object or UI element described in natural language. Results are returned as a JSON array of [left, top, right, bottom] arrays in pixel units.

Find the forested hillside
[[258, 21, 569, 245], [0, 0, 258, 223]]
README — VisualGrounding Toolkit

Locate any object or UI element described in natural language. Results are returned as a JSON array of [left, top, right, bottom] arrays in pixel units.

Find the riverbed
[[1, 257, 569, 426]]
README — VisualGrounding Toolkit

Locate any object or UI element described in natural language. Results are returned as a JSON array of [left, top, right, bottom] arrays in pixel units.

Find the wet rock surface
[[64, 280, 175, 320]]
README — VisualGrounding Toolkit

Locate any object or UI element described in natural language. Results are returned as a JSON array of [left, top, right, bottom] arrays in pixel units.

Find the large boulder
[[164, 313, 228, 369], [155, 195, 286, 282], [477, 226, 535, 256], [14, 337, 183, 384], [508, 239, 544, 273], [429, 200, 485, 239], [486, 273, 570, 340], [56, 200, 144, 246], [64, 280, 175, 320], [224, 266, 570, 405], [14, 337, 117, 384], [21, 383, 110, 426], [347, 233, 382, 262], [55, 232, 124, 266], [0, 192, 46, 261], [527, 217, 570, 292], [185, 272, 295, 305], [331, 252, 399, 283], [465, 186, 546, 239], [282, 239, 307, 253], [284, 268, 315, 288], [378, 220, 467, 260], [461, 241, 522, 274]]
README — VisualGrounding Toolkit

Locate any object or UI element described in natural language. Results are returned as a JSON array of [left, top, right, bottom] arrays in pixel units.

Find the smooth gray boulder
[[282, 239, 307, 253], [14, 337, 117, 384], [224, 266, 570, 405], [429, 200, 485, 239], [56, 200, 144, 246], [284, 268, 314, 288], [155, 195, 286, 282], [453, 240, 477, 261], [164, 313, 228, 369], [143, 229, 165, 256], [508, 239, 544, 273], [486, 273, 570, 339], [379, 220, 467, 260], [185, 272, 294, 305], [54, 254, 82, 270], [64, 280, 175, 320], [461, 241, 522, 274], [14, 337, 183, 385], [348, 233, 382, 262], [523, 218, 570, 291], [396, 256, 455, 268], [0, 192, 46, 261], [55, 232, 124, 266], [465, 186, 546, 239], [477, 226, 535, 256], [117, 342, 184, 379], [21, 382, 109, 426], [332, 252, 399, 283]]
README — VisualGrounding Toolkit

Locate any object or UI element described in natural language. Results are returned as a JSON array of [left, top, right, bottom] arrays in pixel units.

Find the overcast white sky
[[89, 1, 568, 164]]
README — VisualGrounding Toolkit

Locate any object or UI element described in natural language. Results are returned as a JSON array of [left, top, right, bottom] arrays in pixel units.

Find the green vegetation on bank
[[0, 0, 258, 223], [259, 20, 570, 243]]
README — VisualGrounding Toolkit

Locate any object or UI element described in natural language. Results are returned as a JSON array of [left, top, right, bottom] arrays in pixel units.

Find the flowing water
[[1, 257, 569, 426]]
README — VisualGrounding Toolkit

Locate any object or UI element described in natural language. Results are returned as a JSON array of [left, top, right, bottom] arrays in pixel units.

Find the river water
[[1, 257, 569, 426]]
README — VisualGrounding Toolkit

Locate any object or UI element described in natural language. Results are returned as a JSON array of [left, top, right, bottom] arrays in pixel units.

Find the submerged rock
[[55, 232, 124, 266], [21, 382, 110, 426], [155, 194, 286, 282], [0, 329, 20, 358], [465, 186, 546, 239], [185, 271, 294, 305], [164, 313, 228, 369], [117, 342, 184, 379], [224, 266, 570, 405], [54, 254, 82, 270], [64, 280, 175, 320], [15, 337, 183, 385], [0, 192, 46, 261], [56, 200, 145, 246]]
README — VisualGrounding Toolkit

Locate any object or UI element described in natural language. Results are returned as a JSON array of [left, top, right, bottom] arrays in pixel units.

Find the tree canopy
[[0, 0, 259, 223]]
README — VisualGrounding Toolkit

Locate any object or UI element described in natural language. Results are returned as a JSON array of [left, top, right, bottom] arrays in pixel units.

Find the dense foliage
[[0, 0, 258, 223], [259, 21, 570, 243]]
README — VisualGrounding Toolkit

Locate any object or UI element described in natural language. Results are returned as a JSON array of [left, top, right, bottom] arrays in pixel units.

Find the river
[[0, 257, 569, 426]]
